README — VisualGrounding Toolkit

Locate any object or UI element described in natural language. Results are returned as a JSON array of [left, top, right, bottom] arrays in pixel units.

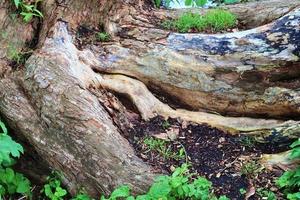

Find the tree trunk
[[0, 0, 299, 197]]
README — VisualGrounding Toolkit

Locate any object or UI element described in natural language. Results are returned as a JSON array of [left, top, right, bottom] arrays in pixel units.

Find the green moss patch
[[162, 9, 237, 33]]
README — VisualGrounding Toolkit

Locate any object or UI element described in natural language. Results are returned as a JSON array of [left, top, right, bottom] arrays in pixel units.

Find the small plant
[[11, 0, 43, 22], [42, 172, 68, 200], [0, 120, 32, 199], [223, 0, 238, 4], [163, 9, 236, 33], [101, 164, 229, 200], [204, 9, 236, 31], [155, 0, 207, 8], [240, 160, 263, 178], [256, 188, 277, 200], [7, 45, 29, 65], [173, 12, 207, 33], [162, 120, 171, 130], [239, 188, 246, 195], [72, 192, 93, 200], [96, 32, 111, 42], [238, 136, 256, 148], [143, 137, 186, 161], [276, 139, 300, 200]]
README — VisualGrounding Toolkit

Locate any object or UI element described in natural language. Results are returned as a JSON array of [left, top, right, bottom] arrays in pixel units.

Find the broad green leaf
[[0, 122, 7, 135], [148, 180, 171, 198], [110, 185, 130, 199], [54, 187, 67, 197], [0, 134, 23, 165], [0, 184, 6, 195], [185, 0, 193, 6], [13, 0, 21, 8], [20, 12, 34, 23], [287, 192, 300, 200], [195, 0, 207, 6], [16, 178, 30, 194], [224, 0, 238, 4], [290, 148, 300, 159], [5, 168, 15, 183], [291, 139, 300, 148]]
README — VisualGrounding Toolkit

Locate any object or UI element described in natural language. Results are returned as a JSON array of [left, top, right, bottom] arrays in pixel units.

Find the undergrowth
[[1, 118, 299, 200], [11, 0, 43, 22], [0, 120, 31, 199], [162, 9, 236, 32], [276, 139, 300, 200], [155, 0, 208, 8]]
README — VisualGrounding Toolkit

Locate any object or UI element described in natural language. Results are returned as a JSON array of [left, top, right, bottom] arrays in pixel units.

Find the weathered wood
[[0, 22, 156, 196], [92, 7, 300, 118]]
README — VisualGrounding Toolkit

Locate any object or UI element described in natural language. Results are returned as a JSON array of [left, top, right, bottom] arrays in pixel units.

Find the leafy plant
[[0, 119, 31, 199], [256, 188, 277, 200], [238, 136, 256, 148], [7, 45, 29, 65], [72, 192, 94, 200], [42, 173, 68, 200], [95, 32, 111, 42], [163, 9, 236, 33], [223, 0, 238, 4], [11, 0, 43, 22], [143, 137, 185, 160], [162, 120, 171, 130], [240, 160, 263, 178], [276, 139, 300, 200], [204, 9, 236, 31], [155, 0, 207, 8], [239, 188, 246, 195], [101, 164, 229, 200]]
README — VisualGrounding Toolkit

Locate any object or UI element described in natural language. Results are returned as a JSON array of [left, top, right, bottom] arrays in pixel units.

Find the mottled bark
[[0, 0, 299, 197]]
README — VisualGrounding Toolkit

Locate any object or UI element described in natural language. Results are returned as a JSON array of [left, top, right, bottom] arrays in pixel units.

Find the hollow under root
[[94, 74, 300, 141]]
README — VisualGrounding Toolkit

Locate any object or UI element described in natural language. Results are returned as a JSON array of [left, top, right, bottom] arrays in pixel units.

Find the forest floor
[[125, 115, 292, 200]]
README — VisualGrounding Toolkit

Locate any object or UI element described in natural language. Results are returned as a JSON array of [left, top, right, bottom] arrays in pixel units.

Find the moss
[[95, 32, 110, 42], [162, 9, 237, 33]]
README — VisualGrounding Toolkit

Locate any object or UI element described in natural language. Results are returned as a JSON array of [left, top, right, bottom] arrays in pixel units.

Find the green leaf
[[219, 196, 230, 200], [195, 0, 207, 6], [185, 0, 193, 6], [287, 192, 300, 200], [148, 179, 171, 198], [224, 0, 238, 4], [54, 187, 67, 197], [290, 148, 300, 160], [110, 185, 130, 199], [16, 178, 31, 194], [44, 184, 54, 198], [0, 134, 23, 165], [13, 0, 21, 8], [5, 168, 15, 183], [0, 121, 7, 135], [20, 12, 34, 23], [291, 139, 300, 148], [154, 0, 161, 8]]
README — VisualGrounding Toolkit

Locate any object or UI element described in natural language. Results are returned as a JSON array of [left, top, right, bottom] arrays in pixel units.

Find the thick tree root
[[89, 7, 300, 119], [261, 151, 300, 169], [95, 74, 300, 141]]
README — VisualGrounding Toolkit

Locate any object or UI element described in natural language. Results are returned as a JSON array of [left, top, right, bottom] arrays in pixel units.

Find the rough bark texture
[[0, 0, 300, 197]]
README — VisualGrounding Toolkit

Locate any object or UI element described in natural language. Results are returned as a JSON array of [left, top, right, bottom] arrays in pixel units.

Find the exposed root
[[94, 74, 300, 140], [261, 151, 300, 169]]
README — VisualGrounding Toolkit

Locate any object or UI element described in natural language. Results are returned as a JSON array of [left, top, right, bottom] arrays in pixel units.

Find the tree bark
[[0, 0, 299, 197]]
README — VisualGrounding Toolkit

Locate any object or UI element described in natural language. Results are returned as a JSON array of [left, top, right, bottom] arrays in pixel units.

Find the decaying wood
[[92, 7, 300, 119], [0, 0, 300, 197]]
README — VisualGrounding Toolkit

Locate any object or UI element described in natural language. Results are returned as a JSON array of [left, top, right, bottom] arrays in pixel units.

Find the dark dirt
[[126, 116, 292, 200]]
